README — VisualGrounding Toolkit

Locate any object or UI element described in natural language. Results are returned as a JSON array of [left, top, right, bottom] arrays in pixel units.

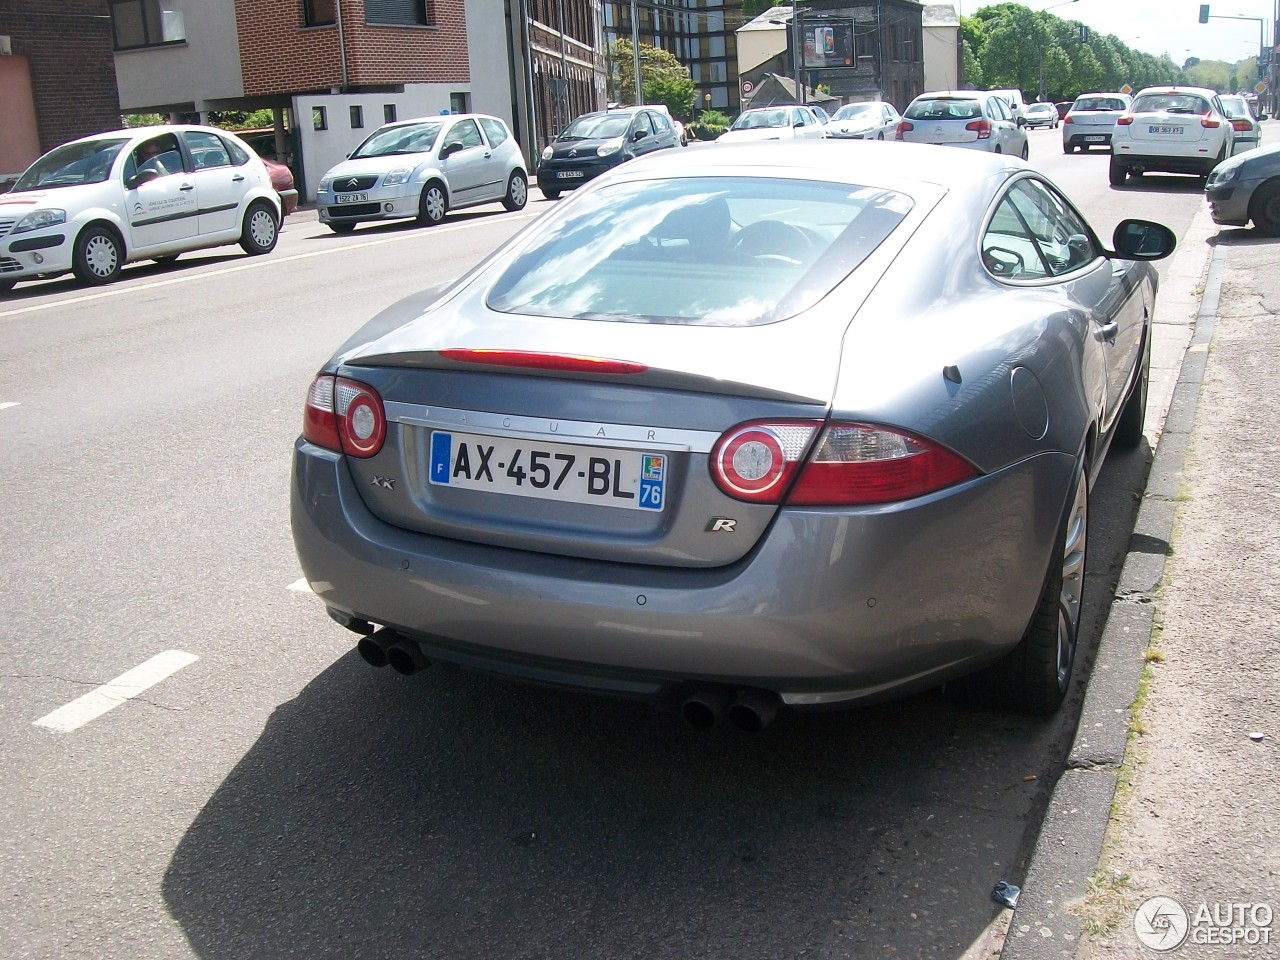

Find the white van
[[990, 89, 1027, 123]]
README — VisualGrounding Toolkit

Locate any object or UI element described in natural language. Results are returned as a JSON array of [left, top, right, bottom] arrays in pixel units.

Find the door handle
[[179, 183, 194, 191], [1096, 321, 1118, 341], [232, 174, 245, 182]]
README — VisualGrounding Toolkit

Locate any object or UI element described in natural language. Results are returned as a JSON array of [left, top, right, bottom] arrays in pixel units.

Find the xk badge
[[371, 476, 396, 490]]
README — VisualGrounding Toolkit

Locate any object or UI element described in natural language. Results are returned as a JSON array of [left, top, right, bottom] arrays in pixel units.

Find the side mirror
[[125, 168, 161, 190], [631, 129, 647, 141], [1017, 117, 1027, 127], [1111, 219, 1176, 261], [440, 142, 463, 160]]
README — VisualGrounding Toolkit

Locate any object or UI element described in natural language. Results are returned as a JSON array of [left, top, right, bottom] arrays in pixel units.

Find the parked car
[[259, 159, 298, 217], [290, 140, 1174, 727], [1054, 101, 1073, 120], [989, 88, 1028, 123], [1023, 102, 1060, 129], [0, 124, 280, 293], [1109, 86, 1233, 185], [537, 106, 679, 199], [1062, 93, 1132, 153], [716, 105, 829, 143], [827, 100, 903, 140], [1205, 141, 1280, 235], [1218, 94, 1263, 155], [896, 92, 1028, 159], [317, 113, 527, 233]]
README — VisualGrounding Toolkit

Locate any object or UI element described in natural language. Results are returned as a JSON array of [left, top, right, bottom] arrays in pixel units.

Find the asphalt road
[[0, 129, 1215, 960]]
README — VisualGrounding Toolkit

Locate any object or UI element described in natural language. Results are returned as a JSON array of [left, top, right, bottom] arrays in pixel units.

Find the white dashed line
[[32, 650, 199, 733], [287, 578, 313, 593], [0, 402, 18, 411]]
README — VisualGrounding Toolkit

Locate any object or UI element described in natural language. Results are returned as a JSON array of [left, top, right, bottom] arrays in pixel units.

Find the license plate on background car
[[556, 171, 584, 179], [1149, 125, 1182, 135], [428, 431, 666, 511], [1084, 135, 1106, 142], [335, 193, 368, 203]]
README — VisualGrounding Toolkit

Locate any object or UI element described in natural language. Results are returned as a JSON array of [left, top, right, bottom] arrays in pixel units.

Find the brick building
[[0, 0, 122, 180]]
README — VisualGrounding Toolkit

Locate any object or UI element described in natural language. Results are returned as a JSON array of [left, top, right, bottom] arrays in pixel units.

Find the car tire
[[327, 222, 356, 234], [1248, 180, 1280, 236], [1113, 333, 1150, 449], [72, 225, 123, 286], [1109, 158, 1127, 186], [239, 201, 279, 255], [957, 459, 1087, 715], [876, 132, 885, 141], [542, 188, 560, 200], [1064, 144, 1074, 154], [417, 181, 447, 226], [502, 170, 529, 212]]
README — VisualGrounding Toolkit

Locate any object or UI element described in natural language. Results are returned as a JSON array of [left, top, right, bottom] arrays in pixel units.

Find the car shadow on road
[[306, 207, 523, 241], [161, 440, 1152, 960], [1109, 174, 1211, 194]]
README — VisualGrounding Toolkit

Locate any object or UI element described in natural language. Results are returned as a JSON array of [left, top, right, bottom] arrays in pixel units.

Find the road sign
[[1120, 84, 1133, 95], [1257, 80, 1269, 94], [741, 79, 754, 97]]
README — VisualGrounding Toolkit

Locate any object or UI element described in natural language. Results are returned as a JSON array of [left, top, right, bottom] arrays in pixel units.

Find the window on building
[[110, 0, 185, 50], [450, 92, 470, 115], [366, 0, 432, 26], [384, 104, 398, 123], [313, 106, 328, 131], [350, 105, 364, 128], [304, 0, 336, 26]]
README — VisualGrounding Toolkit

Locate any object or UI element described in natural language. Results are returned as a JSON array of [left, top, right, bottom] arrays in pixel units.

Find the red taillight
[[965, 119, 992, 139], [302, 375, 386, 458], [1063, 114, 1074, 124], [1201, 114, 1221, 128], [1231, 118, 1252, 132], [895, 120, 913, 140], [1116, 116, 1134, 126], [710, 421, 977, 506], [439, 349, 646, 375]]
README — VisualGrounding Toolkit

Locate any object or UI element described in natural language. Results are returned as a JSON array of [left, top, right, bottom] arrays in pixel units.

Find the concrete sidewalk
[[1001, 208, 1280, 958]]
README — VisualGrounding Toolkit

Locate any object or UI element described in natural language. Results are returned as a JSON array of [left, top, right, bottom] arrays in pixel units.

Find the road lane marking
[[287, 578, 312, 593], [0, 402, 18, 411], [0, 209, 539, 321], [32, 650, 199, 733]]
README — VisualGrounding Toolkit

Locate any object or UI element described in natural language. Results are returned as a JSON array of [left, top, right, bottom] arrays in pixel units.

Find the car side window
[[650, 112, 671, 134], [224, 136, 252, 166], [988, 97, 1010, 122], [793, 108, 808, 127], [983, 179, 1098, 281], [183, 131, 231, 170], [443, 119, 484, 151], [478, 117, 509, 148], [125, 134, 184, 180], [632, 112, 655, 138]]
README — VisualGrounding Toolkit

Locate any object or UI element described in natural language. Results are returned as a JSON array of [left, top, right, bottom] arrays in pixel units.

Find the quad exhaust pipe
[[680, 686, 780, 732], [356, 628, 431, 676]]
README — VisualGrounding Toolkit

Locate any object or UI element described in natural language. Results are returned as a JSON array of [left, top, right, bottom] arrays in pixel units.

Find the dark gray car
[[1206, 141, 1280, 234], [291, 141, 1174, 729], [536, 106, 679, 199]]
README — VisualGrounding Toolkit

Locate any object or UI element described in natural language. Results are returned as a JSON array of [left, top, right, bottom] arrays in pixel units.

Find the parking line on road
[[32, 650, 199, 733], [0, 402, 17, 411], [287, 578, 312, 593], [0, 210, 538, 321]]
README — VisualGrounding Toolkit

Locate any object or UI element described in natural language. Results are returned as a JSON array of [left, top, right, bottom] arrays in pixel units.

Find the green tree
[[607, 40, 695, 118]]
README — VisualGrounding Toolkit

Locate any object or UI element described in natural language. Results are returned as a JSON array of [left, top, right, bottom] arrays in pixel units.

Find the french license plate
[[1148, 125, 1182, 135], [335, 192, 368, 203], [556, 170, 584, 180], [429, 431, 666, 512], [1084, 135, 1106, 142]]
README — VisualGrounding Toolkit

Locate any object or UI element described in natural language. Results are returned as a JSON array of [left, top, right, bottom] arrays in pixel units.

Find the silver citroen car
[[291, 141, 1173, 729]]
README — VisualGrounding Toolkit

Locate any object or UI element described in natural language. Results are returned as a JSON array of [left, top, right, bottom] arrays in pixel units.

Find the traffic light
[[1079, 24, 1089, 42], [1199, 5, 1210, 24]]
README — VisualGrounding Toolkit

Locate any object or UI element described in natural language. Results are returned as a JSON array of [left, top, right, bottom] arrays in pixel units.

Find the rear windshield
[[1132, 94, 1210, 115], [730, 109, 792, 130], [351, 121, 443, 158], [1073, 97, 1127, 112], [15, 138, 129, 191], [905, 98, 981, 121], [486, 176, 912, 327]]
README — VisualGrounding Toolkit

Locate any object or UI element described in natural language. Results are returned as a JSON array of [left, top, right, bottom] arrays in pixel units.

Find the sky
[[963, 0, 1277, 65]]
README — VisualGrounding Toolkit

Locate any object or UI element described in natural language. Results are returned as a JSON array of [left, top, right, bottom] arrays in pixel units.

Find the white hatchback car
[[0, 125, 281, 293], [826, 100, 903, 140], [896, 92, 1028, 159], [717, 106, 829, 142], [1109, 86, 1233, 185], [316, 113, 527, 233]]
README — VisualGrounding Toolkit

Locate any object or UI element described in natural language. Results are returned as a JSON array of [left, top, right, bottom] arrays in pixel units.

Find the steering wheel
[[983, 245, 1024, 278], [731, 220, 817, 265]]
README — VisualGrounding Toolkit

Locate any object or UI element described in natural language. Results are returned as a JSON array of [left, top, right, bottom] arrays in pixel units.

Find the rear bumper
[[1064, 130, 1113, 148], [1111, 148, 1219, 176], [291, 439, 1075, 706]]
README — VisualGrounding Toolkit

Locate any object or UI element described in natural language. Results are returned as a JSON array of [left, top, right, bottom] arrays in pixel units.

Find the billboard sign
[[802, 21, 855, 69]]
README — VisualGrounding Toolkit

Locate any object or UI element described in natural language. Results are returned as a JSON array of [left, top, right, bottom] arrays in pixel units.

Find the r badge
[[706, 518, 737, 533]]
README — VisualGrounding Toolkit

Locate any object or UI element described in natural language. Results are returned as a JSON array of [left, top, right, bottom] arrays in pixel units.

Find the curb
[[998, 235, 1227, 958]]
